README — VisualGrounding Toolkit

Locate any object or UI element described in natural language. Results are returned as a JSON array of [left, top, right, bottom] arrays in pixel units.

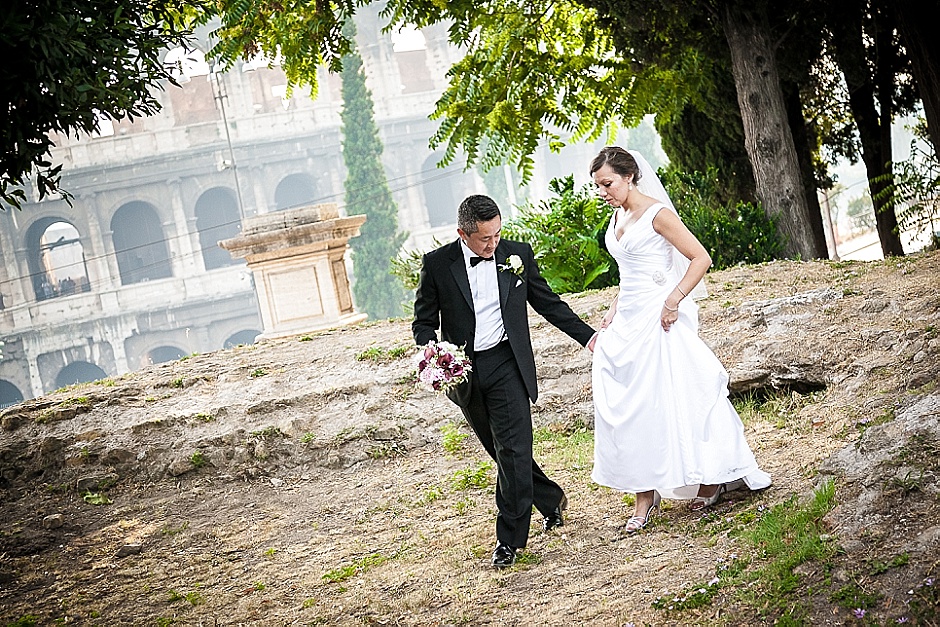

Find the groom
[[413, 194, 597, 568]]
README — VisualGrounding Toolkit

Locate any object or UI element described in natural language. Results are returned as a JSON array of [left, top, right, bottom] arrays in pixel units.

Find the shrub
[[501, 175, 618, 293], [661, 166, 784, 269], [392, 167, 783, 297]]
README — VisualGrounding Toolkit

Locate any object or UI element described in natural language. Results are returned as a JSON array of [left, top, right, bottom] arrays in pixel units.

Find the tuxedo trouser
[[461, 340, 564, 549]]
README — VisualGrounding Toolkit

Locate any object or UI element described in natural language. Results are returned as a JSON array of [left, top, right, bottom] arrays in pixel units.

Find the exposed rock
[[75, 472, 119, 492], [372, 423, 402, 441], [0, 253, 938, 625], [819, 393, 940, 554], [115, 544, 143, 558], [166, 459, 196, 477]]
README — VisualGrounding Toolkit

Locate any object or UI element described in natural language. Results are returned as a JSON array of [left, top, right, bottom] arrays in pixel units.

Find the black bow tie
[[470, 255, 494, 267]]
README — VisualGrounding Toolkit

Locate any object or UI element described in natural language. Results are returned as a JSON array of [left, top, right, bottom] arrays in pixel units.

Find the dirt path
[[1, 253, 939, 626]]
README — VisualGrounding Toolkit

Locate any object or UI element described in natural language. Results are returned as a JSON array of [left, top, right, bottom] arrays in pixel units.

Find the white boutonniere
[[498, 254, 524, 277]]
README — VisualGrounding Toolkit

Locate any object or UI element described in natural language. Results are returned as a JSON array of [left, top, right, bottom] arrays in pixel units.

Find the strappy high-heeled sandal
[[690, 483, 728, 512], [625, 491, 661, 535]]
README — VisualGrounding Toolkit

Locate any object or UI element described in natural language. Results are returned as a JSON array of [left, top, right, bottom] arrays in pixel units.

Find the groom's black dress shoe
[[543, 495, 568, 532], [492, 542, 518, 569]]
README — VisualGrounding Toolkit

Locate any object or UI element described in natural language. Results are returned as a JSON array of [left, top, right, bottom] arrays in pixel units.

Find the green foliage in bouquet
[[660, 167, 783, 270], [501, 175, 618, 294]]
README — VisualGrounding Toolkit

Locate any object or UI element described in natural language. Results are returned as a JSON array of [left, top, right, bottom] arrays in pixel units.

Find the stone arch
[[421, 153, 462, 227], [163, 46, 218, 126], [391, 26, 434, 94], [224, 329, 260, 348], [24, 218, 91, 301], [55, 361, 108, 389], [195, 187, 242, 270], [147, 345, 188, 365], [275, 173, 318, 211], [0, 380, 24, 409], [110, 201, 172, 285]]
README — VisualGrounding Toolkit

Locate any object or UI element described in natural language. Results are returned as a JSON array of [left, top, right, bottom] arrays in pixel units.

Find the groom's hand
[[587, 332, 598, 353]]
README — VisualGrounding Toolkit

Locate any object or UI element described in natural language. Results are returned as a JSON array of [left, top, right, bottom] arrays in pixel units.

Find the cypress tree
[[340, 20, 407, 320], [657, 63, 758, 206]]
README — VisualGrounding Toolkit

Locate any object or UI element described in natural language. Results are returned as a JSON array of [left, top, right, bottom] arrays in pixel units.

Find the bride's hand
[[661, 305, 678, 332]]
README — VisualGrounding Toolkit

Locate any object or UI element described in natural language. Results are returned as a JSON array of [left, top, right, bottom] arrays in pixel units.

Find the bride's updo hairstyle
[[589, 146, 641, 184]]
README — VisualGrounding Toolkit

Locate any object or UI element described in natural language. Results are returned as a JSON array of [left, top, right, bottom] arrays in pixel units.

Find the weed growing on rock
[[368, 442, 404, 459], [653, 578, 721, 611], [732, 389, 825, 429], [251, 426, 286, 438], [414, 486, 443, 505], [830, 581, 881, 613], [867, 553, 909, 576], [453, 496, 474, 515], [449, 461, 494, 490], [81, 491, 111, 505], [322, 552, 389, 583], [356, 345, 408, 362], [906, 576, 939, 624], [161, 522, 188, 536], [440, 421, 468, 456]]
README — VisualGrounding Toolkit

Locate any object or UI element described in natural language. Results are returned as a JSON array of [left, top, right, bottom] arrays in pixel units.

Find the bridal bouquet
[[414, 341, 472, 393]]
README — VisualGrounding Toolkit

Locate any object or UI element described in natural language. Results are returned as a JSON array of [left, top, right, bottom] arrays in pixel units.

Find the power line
[[0, 162, 470, 303]]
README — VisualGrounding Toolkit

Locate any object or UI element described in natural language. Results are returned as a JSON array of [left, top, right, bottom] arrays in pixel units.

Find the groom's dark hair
[[457, 195, 501, 234]]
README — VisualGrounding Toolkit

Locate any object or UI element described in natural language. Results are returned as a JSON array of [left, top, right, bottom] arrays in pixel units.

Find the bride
[[589, 147, 772, 535]]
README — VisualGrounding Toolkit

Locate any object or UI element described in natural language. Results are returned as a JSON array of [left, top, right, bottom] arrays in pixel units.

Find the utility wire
[[0, 163, 472, 303]]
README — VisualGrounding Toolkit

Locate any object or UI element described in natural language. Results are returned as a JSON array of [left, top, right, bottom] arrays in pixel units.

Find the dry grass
[[1, 252, 938, 626]]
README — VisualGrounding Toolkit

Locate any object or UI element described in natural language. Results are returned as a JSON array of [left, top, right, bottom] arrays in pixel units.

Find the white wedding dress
[[591, 203, 772, 499]]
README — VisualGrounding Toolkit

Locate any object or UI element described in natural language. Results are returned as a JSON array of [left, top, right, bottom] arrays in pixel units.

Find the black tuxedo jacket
[[412, 238, 595, 404]]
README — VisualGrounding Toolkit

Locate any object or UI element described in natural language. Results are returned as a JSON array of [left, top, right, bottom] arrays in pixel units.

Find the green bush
[[501, 175, 618, 293], [392, 166, 782, 298], [661, 167, 784, 269]]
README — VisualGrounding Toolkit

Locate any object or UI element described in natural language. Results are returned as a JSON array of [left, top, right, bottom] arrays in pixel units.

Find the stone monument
[[219, 204, 367, 339]]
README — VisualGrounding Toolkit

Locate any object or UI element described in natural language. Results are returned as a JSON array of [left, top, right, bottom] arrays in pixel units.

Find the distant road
[[837, 229, 934, 260]]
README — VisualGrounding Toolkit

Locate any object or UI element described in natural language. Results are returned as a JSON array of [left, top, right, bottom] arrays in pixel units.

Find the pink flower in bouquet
[[413, 340, 472, 393]]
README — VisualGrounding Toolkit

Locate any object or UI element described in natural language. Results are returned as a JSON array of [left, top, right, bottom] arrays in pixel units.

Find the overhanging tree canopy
[[7, 0, 937, 260], [202, 0, 827, 258], [0, 0, 199, 209]]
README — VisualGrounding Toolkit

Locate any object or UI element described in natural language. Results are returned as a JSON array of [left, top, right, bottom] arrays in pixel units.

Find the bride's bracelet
[[676, 284, 688, 298], [663, 302, 679, 312]]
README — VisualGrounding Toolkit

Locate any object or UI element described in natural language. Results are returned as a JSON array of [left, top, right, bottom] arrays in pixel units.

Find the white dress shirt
[[461, 240, 507, 351]]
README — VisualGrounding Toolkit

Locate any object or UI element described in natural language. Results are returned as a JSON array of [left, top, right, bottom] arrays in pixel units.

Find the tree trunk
[[783, 82, 830, 258], [720, 1, 825, 259], [873, 8, 904, 257], [829, 6, 905, 257], [893, 0, 940, 161]]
